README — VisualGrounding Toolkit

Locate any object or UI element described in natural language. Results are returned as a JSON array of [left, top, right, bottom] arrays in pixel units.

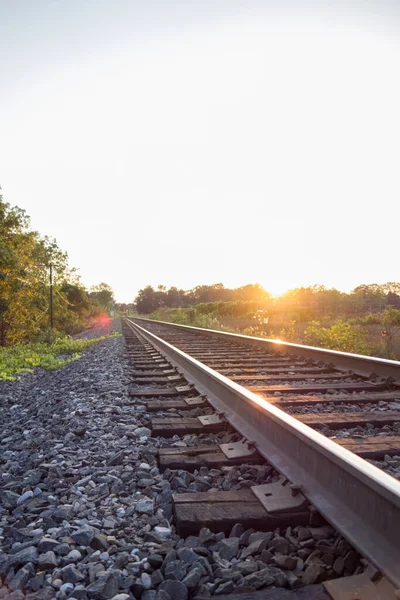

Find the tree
[[0, 187, 107, 343], [0, 192, 47, 344], [234, 284, 271, 304], [59, 283, 90, 312], [188, 284, 230, 304], [351, 284, 386, 313], [89, 282, 114, 312], [166, 286, 186, 308], [134, 286, 162, 314], [387, 291, 400, 309], [380, 307, 400, 358]]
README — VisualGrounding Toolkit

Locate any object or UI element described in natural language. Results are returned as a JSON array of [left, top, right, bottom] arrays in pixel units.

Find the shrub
[[303, 320, 371, 354]]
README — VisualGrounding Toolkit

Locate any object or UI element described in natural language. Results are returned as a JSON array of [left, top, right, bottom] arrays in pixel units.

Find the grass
[[0, 333, 121, 381]]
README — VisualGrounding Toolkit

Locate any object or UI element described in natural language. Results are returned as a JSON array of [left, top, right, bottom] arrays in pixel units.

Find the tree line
[[0, 189, 114, 345], [132, 282, 400, 317]]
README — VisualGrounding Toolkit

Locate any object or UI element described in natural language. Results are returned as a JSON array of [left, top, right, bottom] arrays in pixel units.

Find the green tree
[[89, 282, 114, 313], [135, 285, 161, 314], [380, 307, 400, 358], [0, 188, 105, 343]]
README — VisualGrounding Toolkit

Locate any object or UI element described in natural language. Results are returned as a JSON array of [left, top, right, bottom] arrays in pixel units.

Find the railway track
[[123, 317, 400, 599]]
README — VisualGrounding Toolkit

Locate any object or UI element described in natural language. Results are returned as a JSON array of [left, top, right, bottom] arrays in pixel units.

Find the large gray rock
[[141, 573, 152, 589], [38, 550, 58, 570], [214, 581, 235, 594], [142, 592, 157, 600], [1, 490, 20, 509], [7, 546, 38, 570], [8, 565, 34, 591], [269, 536, 290, 554], [3, 590, 26, 600], [158, 580, 188, 600], [135, 498, 154, 515], [273, 554, 297, 570], [38, 537, 59, 553], [182, 567, 202, 590], [248, 531, 274, 545], [233, 561, 258, 575], [302, 563, 325, 585], [71, 525, 95, 546], [61, 564, 85, 583], [16, 490, 34, 505], [133, 427, 151, 437], [216, 537, 239, 560], [86, 572, 119, 599], [164, 559, 187, 581], [242, 567, 275, 589], [241, 539, 267, 558], [176, 548, 199, 565]]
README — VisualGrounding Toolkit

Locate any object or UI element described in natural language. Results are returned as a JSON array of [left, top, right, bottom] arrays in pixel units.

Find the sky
[[1, 0, 400, 302]]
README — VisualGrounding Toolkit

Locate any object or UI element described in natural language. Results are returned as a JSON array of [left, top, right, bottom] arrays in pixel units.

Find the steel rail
[[133, 317, 400, 380], [125, 318, 400, 589]]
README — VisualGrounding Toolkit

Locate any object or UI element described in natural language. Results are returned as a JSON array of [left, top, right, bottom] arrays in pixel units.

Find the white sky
[[1, 0, 400, 302]]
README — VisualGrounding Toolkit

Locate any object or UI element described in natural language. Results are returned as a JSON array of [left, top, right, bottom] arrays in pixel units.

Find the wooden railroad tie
[[129, 385, 198, 399], [232, 373, 361, 382], [195, 585, 331, 600], [151, 414, 227, 437], [225, 366, 336, 376], [127, 352, 160, 357], [128, 364, 171, 371], [265, 391, 400, 407], [128, 361, 170, 368], [205, 360, 311, 369], [298, 411, 400, 430], [130, 369, 178, 377], [337, 435, 400, 459], [165, 437, 400, 473], [248, 382, 390, 394], [145, 396, 208, 412], [158, 439, 264, 471], [158, 435, 400, 472], [130, 374, 185, 384], [173, 479, 312, 537]]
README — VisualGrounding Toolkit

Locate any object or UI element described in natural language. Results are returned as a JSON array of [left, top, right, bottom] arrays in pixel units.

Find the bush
[[303, 320, 371, 354]]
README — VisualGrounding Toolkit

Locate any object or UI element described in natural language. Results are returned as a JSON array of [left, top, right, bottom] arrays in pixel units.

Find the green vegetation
[[133, 283, 270, 314], [133, 282, 400, 317], [302, 320, 371, 354], [133, 284, 400, 359], [0, 188, 115, 345], [0, 333, 121, 381]]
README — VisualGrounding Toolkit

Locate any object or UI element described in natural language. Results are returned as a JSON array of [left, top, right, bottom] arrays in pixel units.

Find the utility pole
[[49, 263, 54, 329]]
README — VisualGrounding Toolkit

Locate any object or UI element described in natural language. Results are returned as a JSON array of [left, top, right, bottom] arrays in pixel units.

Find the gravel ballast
[[0, 319, 364, 599]]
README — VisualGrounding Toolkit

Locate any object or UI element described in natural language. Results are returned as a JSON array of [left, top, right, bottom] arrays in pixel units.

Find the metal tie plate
[[175, 385, 192, 393], [219, 439, 257, 459], [323, 567, 399, 599], [198, 414, 225, 426], [185, 396, 206, 406], [251, 478, 308, 514]]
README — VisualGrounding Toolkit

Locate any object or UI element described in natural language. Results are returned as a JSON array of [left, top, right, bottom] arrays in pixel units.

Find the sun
[[261, 279, 299, 298]]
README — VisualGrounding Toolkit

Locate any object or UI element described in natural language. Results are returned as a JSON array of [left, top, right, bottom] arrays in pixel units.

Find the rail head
[[126, 318, 400, 589]]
